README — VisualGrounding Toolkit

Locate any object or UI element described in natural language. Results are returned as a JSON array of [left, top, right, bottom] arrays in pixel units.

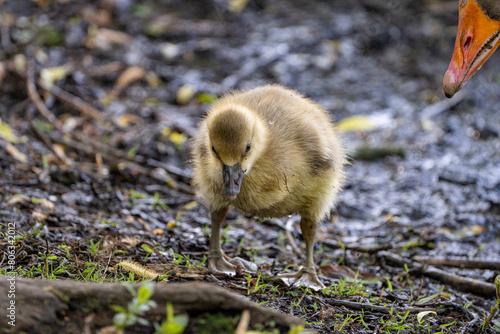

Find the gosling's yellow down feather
[[192, 84, 345, 290]]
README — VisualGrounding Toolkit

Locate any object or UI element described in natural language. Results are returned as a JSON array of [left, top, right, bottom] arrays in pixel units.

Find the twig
[[296, 288, 308, 306], [146, 158, 192, 182], [413, 256, 500, 271], [135, 240, 168, 263], [416, 302, 474, 321], [325, 298, 443, 315], [321, 240, 405, 254], [235, 309, 251, 334], [39, 82, 105, 121], [420, 89, 469, 120], [41, 127, 97, 156], [29, 119, 53, 149], [220, 44, 289, 89], [27, 59, 66, 133], [380, 252, 496, 297]]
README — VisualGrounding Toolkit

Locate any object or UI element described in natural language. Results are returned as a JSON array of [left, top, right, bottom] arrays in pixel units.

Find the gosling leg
[[207, 207, 257, 275], [279, 217, 325, 291]]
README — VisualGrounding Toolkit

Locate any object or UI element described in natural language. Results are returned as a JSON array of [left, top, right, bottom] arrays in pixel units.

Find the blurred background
[[0, 0, 499, 330]]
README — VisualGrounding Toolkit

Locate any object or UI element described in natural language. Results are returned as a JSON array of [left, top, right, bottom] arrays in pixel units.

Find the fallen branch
[[27, 59, 66, 133], [324, 298, 443, 315], [420, 89, 469, 120], [416, 302, 474, 321], [220, 44, 289, 89], [380, 252, 496, 297], [146, 158, 192, 183], [235, 309, 251, 334], [0, 276, 302, 333], [321, 239, 406, 255], [39, 82, 105, 121], [413, 256, 500, 271]]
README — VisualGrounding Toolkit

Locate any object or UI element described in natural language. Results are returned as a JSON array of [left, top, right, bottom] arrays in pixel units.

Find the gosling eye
[[212, 146, 219, 158], [244, 142, 251, 156]]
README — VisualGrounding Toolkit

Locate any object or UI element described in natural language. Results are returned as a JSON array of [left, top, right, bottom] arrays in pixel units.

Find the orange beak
[[443, 0, 500, 98]]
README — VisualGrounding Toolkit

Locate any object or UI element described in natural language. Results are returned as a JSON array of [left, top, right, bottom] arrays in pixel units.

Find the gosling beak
[[222, 163, 244, 200], [443, 0, 500, 98]]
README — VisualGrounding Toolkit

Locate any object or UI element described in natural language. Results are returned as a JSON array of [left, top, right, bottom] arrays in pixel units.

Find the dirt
[[0, 0, 499, 333]]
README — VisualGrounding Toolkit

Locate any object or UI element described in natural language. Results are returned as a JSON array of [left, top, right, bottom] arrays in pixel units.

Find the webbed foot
[[228, 256, 258, 272], [278, 268, 325, 291], [208, 254, 258, 275]]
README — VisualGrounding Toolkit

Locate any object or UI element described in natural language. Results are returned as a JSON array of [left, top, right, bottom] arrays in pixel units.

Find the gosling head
[[206, 104, 268, 200]]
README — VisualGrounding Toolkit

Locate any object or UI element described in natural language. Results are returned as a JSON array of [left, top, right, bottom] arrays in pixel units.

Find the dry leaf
[[146, 72, 161, 88], [31, 0, 51, 7], [0, 119, 22, 143], [114, 66, 146, 89], [40, 65, 70, 89], [421, 118, 435, 131], [137, 217, 152, 231], [0, 62, 5, 88], [125, 215, 135, 224], [12, 54, 27, 75], [6, 143, 27, 163], [38, 198, 55, 212], [116, 114, 138, 127], [7, 194, 29, 206], [471, 225, 485, 235], [82, 7, 112, 26], [319, 263, 358, 278], [32, 211, 48, 221], [61, 116, 79, 133], [121, 236, 139, 247], [337, 115, 376, 132], [52, 144, 71, 165], [160, 42, 180, 61], [228, 0, 250, 12], [95, 153, 103, 173], [85, 28, 133, 50], [153, 229, 164, 235], [176, 84, 195, 105], [417, 311, 437, 324], [183, 201, 198, 210], [169, 132, 187, 146], [151, 168, 176, 189]]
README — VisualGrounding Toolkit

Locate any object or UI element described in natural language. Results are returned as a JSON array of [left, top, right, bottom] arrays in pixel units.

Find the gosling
[[192, 85, 345, 290]]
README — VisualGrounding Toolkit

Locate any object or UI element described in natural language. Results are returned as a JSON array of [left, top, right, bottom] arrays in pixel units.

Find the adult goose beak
[[443, 0, 500, 98]]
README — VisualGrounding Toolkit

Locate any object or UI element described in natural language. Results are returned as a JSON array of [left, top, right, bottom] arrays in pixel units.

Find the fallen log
[[380, 252, 496, 297], [413, 256, 500, 271], [0, 276, 301, 333]]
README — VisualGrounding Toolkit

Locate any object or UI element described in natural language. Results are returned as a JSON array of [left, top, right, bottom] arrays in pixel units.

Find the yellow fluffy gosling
[[192, 85, 345, 290]]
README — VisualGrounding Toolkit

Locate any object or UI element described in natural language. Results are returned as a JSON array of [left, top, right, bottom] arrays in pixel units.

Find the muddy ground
[[0, 0, 499, 333]]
